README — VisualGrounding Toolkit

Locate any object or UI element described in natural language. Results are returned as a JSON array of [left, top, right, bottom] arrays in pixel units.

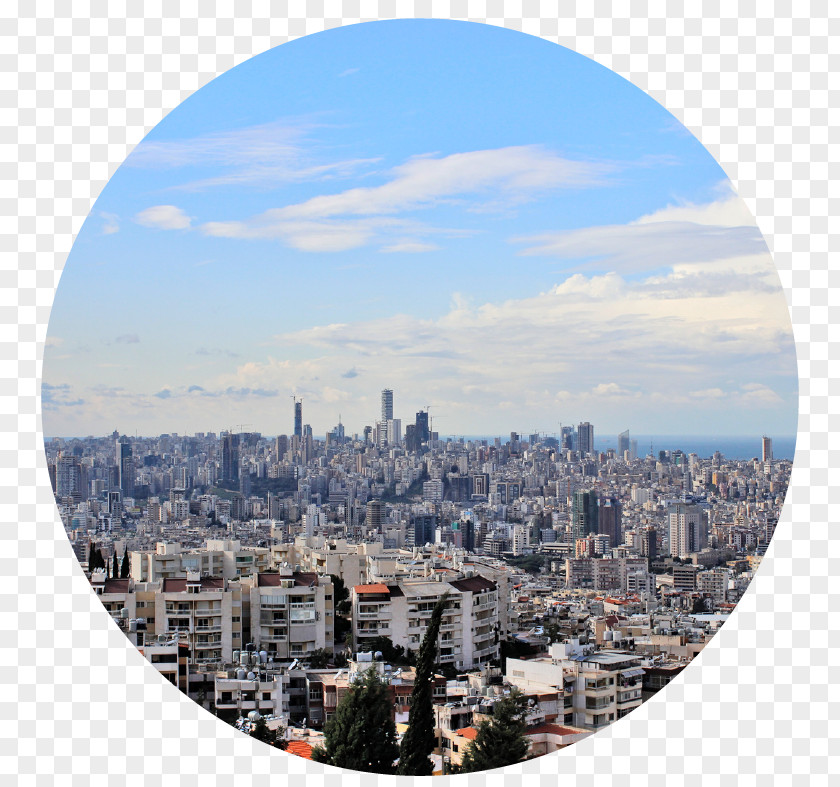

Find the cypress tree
[[120, 547, 130, 578], [459, 689, 531, 773], [396, 592, 448, 775], [112, 553, 119, 578], [312, 666, 399, 773]]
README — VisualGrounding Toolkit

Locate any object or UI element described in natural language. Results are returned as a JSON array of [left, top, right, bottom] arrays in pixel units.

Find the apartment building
[[153, 573, 244, 664], [245, 568, 334, 660], [505, 642, 644, 730], [350, 574, 500, 669], [130, 540, 270, 582]]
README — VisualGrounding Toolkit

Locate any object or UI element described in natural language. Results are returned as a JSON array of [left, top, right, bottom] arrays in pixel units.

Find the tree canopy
[[396, 593, 448, 775], [312, 666, 399, 773], [459, 689, 531, 773]]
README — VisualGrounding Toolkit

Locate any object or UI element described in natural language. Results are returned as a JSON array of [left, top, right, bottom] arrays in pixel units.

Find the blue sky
[[43, 20, 798, 439]]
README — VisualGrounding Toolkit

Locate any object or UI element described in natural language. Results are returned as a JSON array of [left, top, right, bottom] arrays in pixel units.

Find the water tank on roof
[[247, 710, 261, 722], [240, 652, 250, 666], [260, 650, 268, 663], [236, 669, 246, 680], [603, 631, 613, 642], [247, 672, 256, 681], [233, 650, 240, 663], [374, 651, 383, 661]]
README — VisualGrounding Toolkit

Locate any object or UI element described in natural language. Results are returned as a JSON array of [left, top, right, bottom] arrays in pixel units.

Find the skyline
[[42, 20, 797, 439]]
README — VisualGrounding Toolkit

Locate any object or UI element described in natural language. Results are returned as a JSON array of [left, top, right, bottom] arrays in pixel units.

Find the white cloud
[[100, 212, 119, 234], [633, 190, 755, 228], [513, 190, 767, 273], [380, 241, 440, 254], [198, 146, 611, 252], [135, 205, 192, 230], [126, 119, 380, 191]]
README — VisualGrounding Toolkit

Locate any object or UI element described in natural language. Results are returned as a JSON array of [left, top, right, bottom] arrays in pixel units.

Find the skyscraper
[[379, 389, 393, 446], [668, 503, 705, 558], [293, 398, 302, 438], [572, 490, 599, 540], [617, 429, 630, 456], [381, 389, 393, 422], [761, 436, 773, 462], [221, 432, 240, 482], [116, 436, 134, 499], [597, 496, 623, 548], [577, 422, 594, 455], [415, 410, 429, 448]]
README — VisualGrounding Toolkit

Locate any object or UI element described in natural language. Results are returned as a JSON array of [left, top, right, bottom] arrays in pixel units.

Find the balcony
[[194, 624, 222, 633]]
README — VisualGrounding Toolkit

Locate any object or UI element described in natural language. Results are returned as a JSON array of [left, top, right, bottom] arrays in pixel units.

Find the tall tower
[[221, 432, 240, 482], [381, 389, 394, 423], [572, 490, 598, 540], [617, 429, 630, 456], [668, 503, 705, 558], [761, 436, 773, 462], [380, 389, 393, 446], [597, 496, 623, 548], [415, 410, 430, 447], [116, 436, 134, 499], [577, 422, 595, 455], [293, 398, 303, 438]]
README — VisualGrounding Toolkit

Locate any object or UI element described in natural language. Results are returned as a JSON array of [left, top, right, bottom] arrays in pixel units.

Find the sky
[[42, 19, 798, 440]]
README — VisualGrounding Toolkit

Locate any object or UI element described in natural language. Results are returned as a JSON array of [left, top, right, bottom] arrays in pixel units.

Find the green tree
[[459, 689, 531, 773], [120, 547, 130, 578], [249, 716, 287, 749], [396, 593, 448, 775], [312, 666, 399, 773], [112, 553, 119, 578], [329, 574, 351, 615], [357, 635, 410, 665], [305, 648, 333, 669]]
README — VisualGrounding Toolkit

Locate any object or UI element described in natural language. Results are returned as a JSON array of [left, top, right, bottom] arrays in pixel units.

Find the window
[[232, 616, 240, 623]]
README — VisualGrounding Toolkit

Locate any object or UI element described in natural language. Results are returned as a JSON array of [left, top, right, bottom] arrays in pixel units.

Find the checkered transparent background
[[3, 2, 837, 785]]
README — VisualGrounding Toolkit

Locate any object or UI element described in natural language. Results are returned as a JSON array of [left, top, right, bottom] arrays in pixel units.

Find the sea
[[442, 435, 798, 461]]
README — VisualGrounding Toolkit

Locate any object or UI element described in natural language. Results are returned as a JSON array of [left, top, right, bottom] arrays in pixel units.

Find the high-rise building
[[597, 496, 623, 548], [116, 436, 134, 499], [668, 504, 705, 558], [560, 425, 574, 451], [366, 499, 383, 531], [412, 514, 437, 547], [577, 422, 595, 456], [617, 430, 630, 456], [572, 490, 599, 540], [220, 432, 240, 482], [293, 399, 302, 438], [761, 436, 773, 462], [55, 453, 82, 499], [386, 418, 401, 446], [381, 388, 393, 422], [379, 389, 394, 446], [415, 411, 430, 448]]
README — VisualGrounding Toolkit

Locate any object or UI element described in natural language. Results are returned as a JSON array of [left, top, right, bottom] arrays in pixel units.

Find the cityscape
[[40, 19, 798, 775], [45, 387, 791, 772]]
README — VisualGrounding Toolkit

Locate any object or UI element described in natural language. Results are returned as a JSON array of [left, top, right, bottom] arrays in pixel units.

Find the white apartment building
[[350, 574, 500, 669], [154, 573, 244, 664], [506, 642, 644, 731], [130, 540, 270, 582], [668, 504, 707, 558], [246, 568, 334, 660]]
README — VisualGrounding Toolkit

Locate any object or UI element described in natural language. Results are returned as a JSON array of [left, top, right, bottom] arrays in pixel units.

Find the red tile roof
[[354, 583, 390, 594], [286, 740, 313, 760], [455, 727, 479, 740]]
